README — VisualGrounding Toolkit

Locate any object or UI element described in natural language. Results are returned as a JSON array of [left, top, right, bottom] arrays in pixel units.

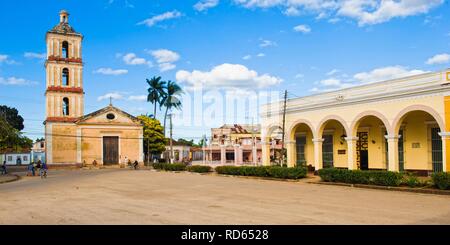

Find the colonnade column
[[285, 140, 296, 167], [313, 138, 324, 171], [345, 136, 358, 170], [438, 132, 449, 172], [385, 135, 400, 172], [261, 141, 271, 166], [220, 145, 226, 165]]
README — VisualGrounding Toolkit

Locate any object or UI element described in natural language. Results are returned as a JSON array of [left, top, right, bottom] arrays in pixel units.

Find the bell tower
[[45, 10, 84, 123]]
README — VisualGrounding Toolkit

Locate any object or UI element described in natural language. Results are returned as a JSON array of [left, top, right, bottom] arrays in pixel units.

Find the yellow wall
[[51, 124, 78, 163]]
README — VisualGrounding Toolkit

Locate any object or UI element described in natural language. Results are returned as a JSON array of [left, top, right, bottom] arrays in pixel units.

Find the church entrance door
[[103, 136, 119, 165]]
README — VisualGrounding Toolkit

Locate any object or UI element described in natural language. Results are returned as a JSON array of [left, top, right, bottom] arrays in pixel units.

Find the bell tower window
[[62, 68, 69, 86], [62, 97, 70, 116], [62, 41, 69, 58]]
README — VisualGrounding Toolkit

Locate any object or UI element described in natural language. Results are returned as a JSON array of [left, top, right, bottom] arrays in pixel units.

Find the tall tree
[[146, 76, 166, 119], [0, 105, 24, 131], [161, 80, 183, 136], [137, 115, 167, 163], [0, 117, 32, 151]]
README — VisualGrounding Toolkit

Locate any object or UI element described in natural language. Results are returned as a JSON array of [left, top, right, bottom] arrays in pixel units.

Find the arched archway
[[287, 119, 316, 169], [350, 111, 391, 170], [261, 124, 283, 166], [317, 115, 349, 169], [392, 106, 445, 173]]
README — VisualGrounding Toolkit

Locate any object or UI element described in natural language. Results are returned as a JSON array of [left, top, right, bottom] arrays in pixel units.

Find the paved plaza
[[0, 169, 449, 224]]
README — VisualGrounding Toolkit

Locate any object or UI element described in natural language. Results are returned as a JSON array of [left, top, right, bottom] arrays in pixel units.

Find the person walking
[[1, 160, 7, 175], [40, 161, 48, 179], [27, 162, 35, 176]]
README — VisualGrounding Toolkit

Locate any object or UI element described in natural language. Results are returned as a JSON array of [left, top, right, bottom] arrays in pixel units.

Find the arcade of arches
[[261, 70, 450, 174]]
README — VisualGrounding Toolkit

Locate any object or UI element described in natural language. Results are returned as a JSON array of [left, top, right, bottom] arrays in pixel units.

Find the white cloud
[[97, 92, 124, 101], [235, 0, 443, 26], [353, 66, 427, 84], [425, 53, 450, 65], [338, 0, 443, 26], [295, 73, 304, 79], [122, 53, 152, 67], [311, 65, 427, 92], [259, 39, 276, 48], [94, 68, 128, 76], [149, 49, 180, 72], [194, 0, 219, 12], [257, 53, 265, 57], [24, 52, 46, 59], [242, 55, 252, 60], [137, 10, 182, 27], [0, 54, 17, 64], [284, 6, 300, 16], [128, 95, 147, 101], [293, 24, 311, 33], [326, 69, 340, 76], [0, 77, 38, 86], [0, 54, 7, 62], [176, 63, 282, 91]]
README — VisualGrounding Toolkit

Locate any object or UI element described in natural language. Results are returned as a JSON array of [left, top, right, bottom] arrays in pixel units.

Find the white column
[[71, 68, 75, 87], [77, 68, 81, 87], [47, 40, 50, 58], [78, 42, 81, 58], [285, 140, 296, 167], [261, 141, 271, 166], [51, 65, 54, 86], [220, 145, 226, 165], [56, 96, 61, 117], [313, 138, 324, 171], [385, 135, 400, 172], [56, 68, 59, 86], [71, 41, 74, 58], [345, 136, 358, 170], [234, 144, 240, 165], [439, 132, 449, 172], [56, 40, 60, 56], [50, 40, 54, 57]]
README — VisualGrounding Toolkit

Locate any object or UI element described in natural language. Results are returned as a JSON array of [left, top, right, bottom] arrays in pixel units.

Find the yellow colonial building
[[44, 10, 143, 166], [261, 69, 450, 174]]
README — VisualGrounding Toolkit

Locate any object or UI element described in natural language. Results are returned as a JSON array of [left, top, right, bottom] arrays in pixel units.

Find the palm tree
[[161, 80, 183, 136], [146, 76, 166, 119]]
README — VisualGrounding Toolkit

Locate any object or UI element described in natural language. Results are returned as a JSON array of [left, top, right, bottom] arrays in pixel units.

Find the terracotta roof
[[48, 22, 82, 37]]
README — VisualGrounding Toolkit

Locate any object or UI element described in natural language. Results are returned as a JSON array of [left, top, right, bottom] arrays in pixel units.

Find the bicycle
[[40, 168, 47, 179]]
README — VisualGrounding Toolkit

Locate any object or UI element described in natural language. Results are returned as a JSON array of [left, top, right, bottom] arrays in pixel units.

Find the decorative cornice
[[45, 117, 79, 123], [261, 69, 450, 117], [438, 132, 450, 139], [47, 56, 82, 63], [384, 135, 401, 140], [312, 138, 324, 143], [46, 86, 83, 93]]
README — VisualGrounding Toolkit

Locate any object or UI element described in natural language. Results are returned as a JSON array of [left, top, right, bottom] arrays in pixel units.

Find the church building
[[44, 10, 144, 166]]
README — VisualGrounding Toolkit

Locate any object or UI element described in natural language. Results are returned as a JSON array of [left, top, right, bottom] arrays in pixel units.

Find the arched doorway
[[288, 120, 315, 169], [317, 117, 349, 169], [393, 107, 445, 173], [351, 112, 390, 170]]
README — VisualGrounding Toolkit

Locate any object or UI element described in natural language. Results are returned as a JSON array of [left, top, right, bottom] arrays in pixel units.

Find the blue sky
[[0, 0, 449, 142]]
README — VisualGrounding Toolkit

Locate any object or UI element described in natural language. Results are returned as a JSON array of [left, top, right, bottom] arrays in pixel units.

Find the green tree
[[0, 117, 32, 151], [146, 76, 166, 119], [0, 105, 25, 131], [177, 138, 195, 146], [161, 80, 183, 136], [137, 115, 167, 163]]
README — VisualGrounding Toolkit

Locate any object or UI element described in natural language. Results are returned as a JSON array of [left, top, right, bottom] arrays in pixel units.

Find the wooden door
[[103, 136, 119, 165]]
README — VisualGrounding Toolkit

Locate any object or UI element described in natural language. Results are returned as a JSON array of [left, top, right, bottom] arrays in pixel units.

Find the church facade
[[44, 10, 144, 166]]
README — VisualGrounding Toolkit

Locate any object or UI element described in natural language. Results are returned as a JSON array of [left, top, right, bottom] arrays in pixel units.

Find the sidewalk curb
[[0, 174, 20, 184], [308, 181, 450, 196]]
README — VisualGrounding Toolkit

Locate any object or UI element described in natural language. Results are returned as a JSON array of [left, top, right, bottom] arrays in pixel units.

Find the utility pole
[[169, 113, 173, 164], [281, 90, 288, 166]]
